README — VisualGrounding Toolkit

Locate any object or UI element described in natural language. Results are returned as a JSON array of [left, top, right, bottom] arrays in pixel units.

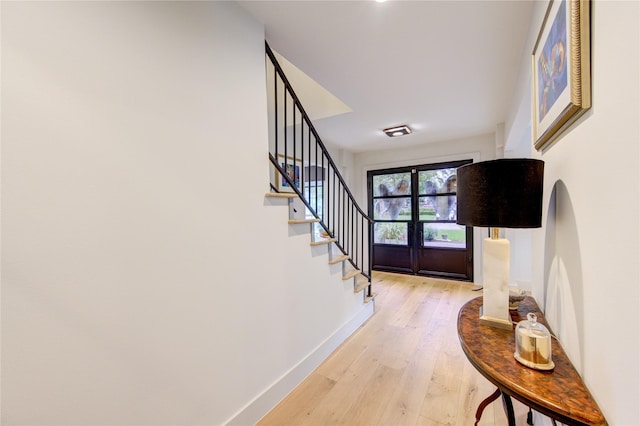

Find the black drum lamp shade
[[456, 159, 544, 229]]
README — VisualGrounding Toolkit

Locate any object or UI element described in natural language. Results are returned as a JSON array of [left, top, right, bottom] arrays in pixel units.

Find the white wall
[[1, 2, 371, 424], [354, 133, 496, 284], [505, 1, 640, 423]]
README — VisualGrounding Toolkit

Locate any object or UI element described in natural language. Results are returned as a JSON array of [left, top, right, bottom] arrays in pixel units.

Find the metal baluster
[[274, 63, 278, 160], [292, 101, 296, 190], [283, 90, 287, 165], [354, 205, 358, 267]]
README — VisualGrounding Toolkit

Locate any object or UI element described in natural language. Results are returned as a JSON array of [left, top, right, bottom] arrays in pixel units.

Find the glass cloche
[[514, 313, 555, 370]]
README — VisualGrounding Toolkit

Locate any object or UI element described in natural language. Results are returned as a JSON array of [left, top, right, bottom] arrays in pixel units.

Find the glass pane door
[[368, 160, 473, 281], [372, 172, 411, 245], [418, 167, 465, 248]]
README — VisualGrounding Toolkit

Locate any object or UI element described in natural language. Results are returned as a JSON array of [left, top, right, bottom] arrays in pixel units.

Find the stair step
[[310, 238, 336, 246], [328, 254, 349, 265], [265, 192, 298, 199], [342, 269, 361, 281], [364, 292, 378, 304], [288, 218, 321, 224], [354, 280, 369, 293]]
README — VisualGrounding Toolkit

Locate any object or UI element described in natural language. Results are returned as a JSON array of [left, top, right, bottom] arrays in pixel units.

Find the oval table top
[[457, 296, 607, 426]]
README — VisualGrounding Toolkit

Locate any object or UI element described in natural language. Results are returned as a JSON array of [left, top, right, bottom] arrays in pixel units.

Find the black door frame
[[367, 160, 474, 281]]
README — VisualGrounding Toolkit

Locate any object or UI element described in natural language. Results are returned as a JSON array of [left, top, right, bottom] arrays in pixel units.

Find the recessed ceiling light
[[383, 125, 412, 137], [375, 0, 387, 3]]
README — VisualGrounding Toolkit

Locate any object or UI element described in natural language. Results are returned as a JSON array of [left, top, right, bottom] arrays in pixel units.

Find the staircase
[[263, 42, 375, 305], [264, 192, 374, 304]]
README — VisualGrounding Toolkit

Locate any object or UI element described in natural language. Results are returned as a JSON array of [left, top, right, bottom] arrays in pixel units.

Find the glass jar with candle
[[514, 313, 555, 370]]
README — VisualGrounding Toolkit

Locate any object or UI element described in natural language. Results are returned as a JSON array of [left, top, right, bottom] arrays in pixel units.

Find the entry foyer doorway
[[367, 160, 473, 281]]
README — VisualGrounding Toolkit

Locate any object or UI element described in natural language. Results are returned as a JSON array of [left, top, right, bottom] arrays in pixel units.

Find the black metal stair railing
[[265, 41, 373, 296]]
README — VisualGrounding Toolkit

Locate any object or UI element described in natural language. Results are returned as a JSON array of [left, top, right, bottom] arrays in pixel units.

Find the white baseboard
[[224, 302, 375, 425]]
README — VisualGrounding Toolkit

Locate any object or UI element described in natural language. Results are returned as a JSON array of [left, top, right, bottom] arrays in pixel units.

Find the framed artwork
[[532, 0, 591, 151], [276, 155, 301, 193], [275, 154, 327, 192]]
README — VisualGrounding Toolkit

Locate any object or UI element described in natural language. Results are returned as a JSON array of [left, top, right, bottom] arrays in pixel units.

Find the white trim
[[224, 302, 375, 425]]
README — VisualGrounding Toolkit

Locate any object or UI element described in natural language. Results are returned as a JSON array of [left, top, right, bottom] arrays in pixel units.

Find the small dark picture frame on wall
[[276, 155, 301, 193]]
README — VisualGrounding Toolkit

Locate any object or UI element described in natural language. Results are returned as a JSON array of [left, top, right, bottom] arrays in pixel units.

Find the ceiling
[[238, 0, 534, 153]]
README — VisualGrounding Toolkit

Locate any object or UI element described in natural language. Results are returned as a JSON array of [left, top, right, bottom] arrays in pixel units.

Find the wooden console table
[[457, 296, 607, 425]]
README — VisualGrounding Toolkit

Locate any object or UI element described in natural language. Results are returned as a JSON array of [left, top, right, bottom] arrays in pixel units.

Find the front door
[[368, 160, 473, 281]]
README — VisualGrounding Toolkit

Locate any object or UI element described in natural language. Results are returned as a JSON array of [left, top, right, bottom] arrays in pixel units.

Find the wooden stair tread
[[342, 269, 361, 280], [310, 238, 336, 246], [328, 254, 349, 265], [265, 192, 298, 199], [354, 280, 369, 293], [288, 218, 321, 224], [364, 292, 378, 304]]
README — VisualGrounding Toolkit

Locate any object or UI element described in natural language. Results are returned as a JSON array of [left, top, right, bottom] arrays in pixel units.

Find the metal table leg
[[501, 392, 516, 426], [474, 388, 502, 425]]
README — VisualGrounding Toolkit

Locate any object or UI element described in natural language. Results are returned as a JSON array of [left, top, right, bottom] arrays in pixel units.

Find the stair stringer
[[267, 193, 373, 301]]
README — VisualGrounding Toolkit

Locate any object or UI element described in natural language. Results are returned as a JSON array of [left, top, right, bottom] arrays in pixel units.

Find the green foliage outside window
[[375, 222, 407, 244]]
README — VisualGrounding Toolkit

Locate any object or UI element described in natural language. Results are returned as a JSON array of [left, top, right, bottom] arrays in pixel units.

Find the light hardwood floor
[[257, 271, 529, 426]]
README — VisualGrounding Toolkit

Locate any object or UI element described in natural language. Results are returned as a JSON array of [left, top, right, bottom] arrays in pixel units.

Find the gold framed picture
[[532, 0, 591, 151]]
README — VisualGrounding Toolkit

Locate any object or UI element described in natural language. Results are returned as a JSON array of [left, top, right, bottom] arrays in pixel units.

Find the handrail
[[265, 41, 374, 291], [266, 44, 371, 221]]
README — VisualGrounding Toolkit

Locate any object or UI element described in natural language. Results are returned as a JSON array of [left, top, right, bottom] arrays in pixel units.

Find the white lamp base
[[479, 308, 514, 330], [480, 236, 512, 330]]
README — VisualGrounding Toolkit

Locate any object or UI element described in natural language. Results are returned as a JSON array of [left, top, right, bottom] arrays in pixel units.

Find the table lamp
[[456, 159, 544, 329]]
